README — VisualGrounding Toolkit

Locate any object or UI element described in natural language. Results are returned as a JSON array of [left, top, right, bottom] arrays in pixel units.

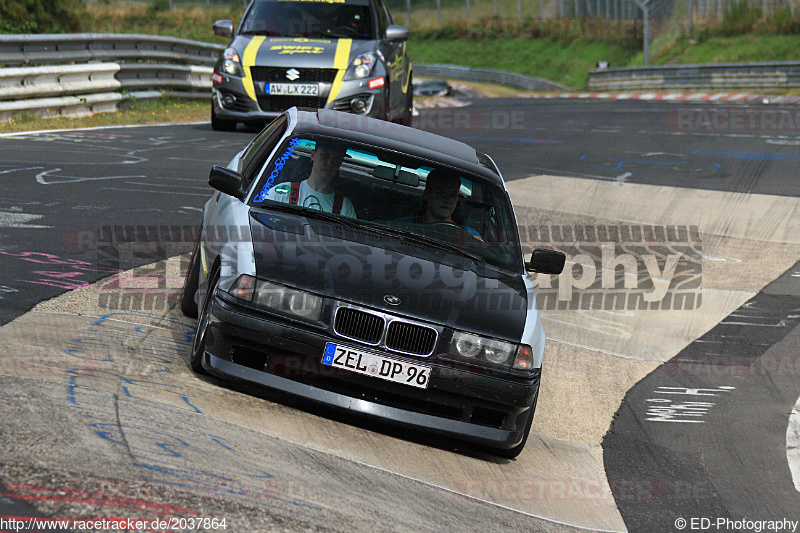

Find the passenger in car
[[397, 168, 482, 240], [264, 140, 357, 218]]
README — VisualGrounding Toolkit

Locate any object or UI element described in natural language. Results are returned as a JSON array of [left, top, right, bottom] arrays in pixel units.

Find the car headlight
[[227, 275, 323, 321], [449, 331, 525, 368], [221, 47, 243, 76], [343, 52, 376, 80], [453, 332, 482, 358]]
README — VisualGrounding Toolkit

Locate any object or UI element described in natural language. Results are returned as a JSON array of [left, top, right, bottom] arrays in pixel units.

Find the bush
[[759, 6, 800, 34], [0, 0, 83, 33], [720, 0, 761, 35], [147, 0, 171, 16]]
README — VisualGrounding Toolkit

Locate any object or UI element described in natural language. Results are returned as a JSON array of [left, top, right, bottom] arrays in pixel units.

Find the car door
[[375, 0, 408, 120]]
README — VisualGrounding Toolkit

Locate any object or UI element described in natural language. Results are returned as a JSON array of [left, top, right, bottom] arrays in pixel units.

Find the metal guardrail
[[0, 33, 223, 67], [0, 34, 220, 120], [7, 33, 796, 122], [588, 62, 800, 92], [0, 63, 120, 100], [117, 64, 214, 92], [414, 64, 572, 92], [1, 34, 573, 120]]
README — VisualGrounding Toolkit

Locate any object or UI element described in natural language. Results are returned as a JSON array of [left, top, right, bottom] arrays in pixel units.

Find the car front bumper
[[212, 73, 387, 123], [201, 294, 540, 450]]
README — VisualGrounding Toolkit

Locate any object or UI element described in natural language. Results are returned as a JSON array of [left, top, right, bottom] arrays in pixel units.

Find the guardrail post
[[634, 0, 651, 66]]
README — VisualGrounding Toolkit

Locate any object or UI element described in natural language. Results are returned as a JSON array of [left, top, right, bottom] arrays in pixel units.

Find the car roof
[[289, 108, 503, 185]]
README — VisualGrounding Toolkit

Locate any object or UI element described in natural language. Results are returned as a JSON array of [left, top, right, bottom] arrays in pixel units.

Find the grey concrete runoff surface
[[1, 173, 796, 532], [1, 100, 800, 531]]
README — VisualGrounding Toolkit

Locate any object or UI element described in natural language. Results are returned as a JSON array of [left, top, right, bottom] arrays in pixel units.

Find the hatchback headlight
[[221, 47, 243, 76], [228, 275, 322, 321], [449, 331, 529, 369], [343, 52, 376, 80]]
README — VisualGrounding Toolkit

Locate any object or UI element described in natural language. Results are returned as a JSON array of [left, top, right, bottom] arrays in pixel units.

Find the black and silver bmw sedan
[[209, 0, 413, 130], [182, 107, 564, 457]]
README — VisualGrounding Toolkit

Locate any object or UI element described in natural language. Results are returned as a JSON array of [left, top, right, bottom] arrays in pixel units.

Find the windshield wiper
[[240, 30, 280, 36], [365, 224, 485, 264], [298, 30, 333, 38], [254, 204, 484, 263], [254, 203, 365, 229]]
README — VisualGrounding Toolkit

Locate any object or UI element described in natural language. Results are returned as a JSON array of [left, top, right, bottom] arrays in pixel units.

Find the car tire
[[211, 106, 237, 131], [399, 74, 413, 127], [180, 227, 202, 318], [190, 266, 219, 374], [493, 388, 539, 459]]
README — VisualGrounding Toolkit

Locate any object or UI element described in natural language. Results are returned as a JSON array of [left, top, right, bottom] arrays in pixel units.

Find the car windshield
[[249, 135, 523, 273], [240, 0, 376, 39]]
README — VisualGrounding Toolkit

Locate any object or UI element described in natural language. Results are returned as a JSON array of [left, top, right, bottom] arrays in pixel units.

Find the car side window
[[239, 115, 288, 186], [374, 0, 389, 35], [382, 0, 395, 25]]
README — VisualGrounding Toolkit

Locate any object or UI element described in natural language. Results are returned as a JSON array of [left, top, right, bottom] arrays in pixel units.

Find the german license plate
[[265, 83, 319, 96], [322, 343, 430, 389]]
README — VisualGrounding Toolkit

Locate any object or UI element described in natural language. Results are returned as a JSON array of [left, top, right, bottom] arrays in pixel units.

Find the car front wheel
[[399, 74, 413, 126], [180, 227, 202, 318], [211, 105, 237, 131], [190, 267, 219, 374]]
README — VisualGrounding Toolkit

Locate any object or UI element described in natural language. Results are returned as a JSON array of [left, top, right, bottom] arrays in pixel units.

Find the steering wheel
[[429, 221, 463, 230], [428, 221, 485, 243], [331, 25, 362, 37]]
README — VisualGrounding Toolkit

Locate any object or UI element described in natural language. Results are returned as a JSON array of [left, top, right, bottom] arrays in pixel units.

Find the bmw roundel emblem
[[384, 295, 401, 306]]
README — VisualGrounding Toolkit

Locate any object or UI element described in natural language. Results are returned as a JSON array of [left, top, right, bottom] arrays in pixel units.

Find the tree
[[0, 0, 84, 34]]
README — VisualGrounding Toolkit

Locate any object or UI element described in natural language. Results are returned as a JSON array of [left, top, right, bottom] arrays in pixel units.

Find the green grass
[[1, 98, 208, 133], [75, 4, 242, 44], [411, 32, 800, 88], [410, 38, 639, 88], [669, 34, 800, 64]]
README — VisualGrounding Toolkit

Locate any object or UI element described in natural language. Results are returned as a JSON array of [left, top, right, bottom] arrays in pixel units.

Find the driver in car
[[264, 140, 357, 218], [398, 169, 482, 241]]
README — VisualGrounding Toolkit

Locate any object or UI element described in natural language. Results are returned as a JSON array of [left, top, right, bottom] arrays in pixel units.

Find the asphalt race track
[[1, 99, 799, 532]]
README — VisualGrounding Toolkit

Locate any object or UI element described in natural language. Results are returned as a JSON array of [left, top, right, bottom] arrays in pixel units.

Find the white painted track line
[[789, 395, 800, 493]]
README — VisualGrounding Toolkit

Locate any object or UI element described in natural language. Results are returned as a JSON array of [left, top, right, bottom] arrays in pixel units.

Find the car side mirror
[[385, 25, 409, 41], [209, 165, 245, 200], [213, 19, 235, 39], [526, 249, 565, 274]]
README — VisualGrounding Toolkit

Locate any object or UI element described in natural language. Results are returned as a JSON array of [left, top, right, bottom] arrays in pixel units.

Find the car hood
[[249, 212, 527, 342], [232, 35, 373, 69]]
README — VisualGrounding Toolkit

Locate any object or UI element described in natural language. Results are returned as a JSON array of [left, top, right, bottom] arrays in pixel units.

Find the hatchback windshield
[[240, 0, 376, 39], [249, 135, 523, 272]]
